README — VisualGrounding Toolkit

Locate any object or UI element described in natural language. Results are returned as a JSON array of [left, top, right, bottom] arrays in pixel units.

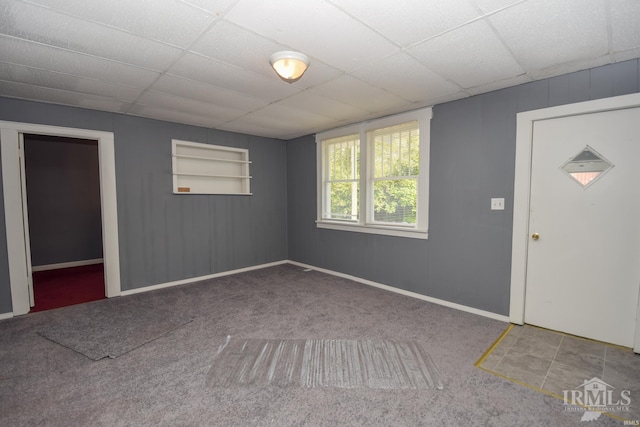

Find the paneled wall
[[0, 100, 288, 313], [287, 59, 640, 316]]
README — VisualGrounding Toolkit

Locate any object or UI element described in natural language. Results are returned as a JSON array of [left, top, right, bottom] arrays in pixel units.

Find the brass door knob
[[531, 233, 540, 240]]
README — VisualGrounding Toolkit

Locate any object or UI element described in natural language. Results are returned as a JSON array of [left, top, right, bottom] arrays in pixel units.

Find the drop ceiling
[[0, 0, 639, 140]]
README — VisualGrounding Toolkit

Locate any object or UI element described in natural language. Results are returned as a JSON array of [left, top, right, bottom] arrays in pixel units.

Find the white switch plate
[[491, 198, 505, 210]]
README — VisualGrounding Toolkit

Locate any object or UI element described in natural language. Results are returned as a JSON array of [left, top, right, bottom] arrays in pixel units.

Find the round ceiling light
[[269, 51, 309, 83]]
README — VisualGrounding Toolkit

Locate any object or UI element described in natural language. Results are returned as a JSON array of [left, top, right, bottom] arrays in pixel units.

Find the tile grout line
[[540, 333, 565, 390], [494, 328, 517, 369], [474, 324, 513, 369]]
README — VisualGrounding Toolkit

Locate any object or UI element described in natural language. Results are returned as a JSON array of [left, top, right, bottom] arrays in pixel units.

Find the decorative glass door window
[[560, 145, 613, 189]]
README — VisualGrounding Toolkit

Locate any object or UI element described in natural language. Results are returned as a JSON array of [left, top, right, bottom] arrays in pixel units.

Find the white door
[[524, 107, 640, 347]]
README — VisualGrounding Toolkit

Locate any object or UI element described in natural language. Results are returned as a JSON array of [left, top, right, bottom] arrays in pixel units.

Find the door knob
[[531, 233, 540, 240]]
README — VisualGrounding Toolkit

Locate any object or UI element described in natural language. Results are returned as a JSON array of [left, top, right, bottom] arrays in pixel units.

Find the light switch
[[491, 198, 505, 210]]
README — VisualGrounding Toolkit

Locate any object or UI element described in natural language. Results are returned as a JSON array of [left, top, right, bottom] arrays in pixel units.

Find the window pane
[[326, 135, 359, 181], [373, 179, 416, 224], [369, 121, 419, 178], [328, 181, 359, 221], [560, 145, 613, 188]]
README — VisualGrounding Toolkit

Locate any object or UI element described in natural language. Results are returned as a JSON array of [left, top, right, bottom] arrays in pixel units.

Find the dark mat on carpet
[[207, 337, 443, 390], [37, 299, 193, 360]]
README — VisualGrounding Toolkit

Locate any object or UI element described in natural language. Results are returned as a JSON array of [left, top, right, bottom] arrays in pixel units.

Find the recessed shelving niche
[[172, 139, 251, 195]]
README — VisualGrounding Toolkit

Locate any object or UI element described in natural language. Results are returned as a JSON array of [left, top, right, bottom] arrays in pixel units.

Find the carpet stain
[[207, 337, 443, 390]]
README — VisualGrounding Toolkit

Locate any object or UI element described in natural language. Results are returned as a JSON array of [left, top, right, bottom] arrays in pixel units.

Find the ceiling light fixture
[[269, 51, 309, 83]]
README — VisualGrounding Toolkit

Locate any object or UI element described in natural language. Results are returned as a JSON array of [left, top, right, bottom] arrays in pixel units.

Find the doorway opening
[[22, 134, 106, 311], [1, 121, 121, 317]]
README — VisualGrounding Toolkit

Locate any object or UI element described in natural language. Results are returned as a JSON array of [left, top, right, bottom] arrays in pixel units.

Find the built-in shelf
[[172, 140, 251, 195]]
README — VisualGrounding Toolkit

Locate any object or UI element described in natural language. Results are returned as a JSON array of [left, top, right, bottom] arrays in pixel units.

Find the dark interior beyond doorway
[[23, 134, 105, 312]]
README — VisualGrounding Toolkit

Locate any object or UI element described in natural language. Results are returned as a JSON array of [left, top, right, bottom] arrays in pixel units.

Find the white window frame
[[316, 107, 432, 239]]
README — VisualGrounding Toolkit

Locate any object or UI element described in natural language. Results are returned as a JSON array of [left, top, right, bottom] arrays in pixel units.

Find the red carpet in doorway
[[30, 264, 105, 312]]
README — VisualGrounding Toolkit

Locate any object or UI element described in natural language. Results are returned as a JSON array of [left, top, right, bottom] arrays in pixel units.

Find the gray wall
[[1, 59, 638, 316], [24, 135, 103, 266], [287, 59, 640, 316], [0, 99, 288, 313]]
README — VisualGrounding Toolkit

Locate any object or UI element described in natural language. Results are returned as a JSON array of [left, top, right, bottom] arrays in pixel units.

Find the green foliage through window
[[325, 135, 359, 220], [370, 122, 419, 224]]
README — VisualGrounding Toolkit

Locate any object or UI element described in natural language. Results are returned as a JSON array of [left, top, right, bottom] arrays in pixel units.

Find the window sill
[[316, 221, 428, 239]]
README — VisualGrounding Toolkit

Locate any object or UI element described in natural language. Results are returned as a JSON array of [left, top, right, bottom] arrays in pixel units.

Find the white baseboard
[[0, 312, 13, 320], [32, 258, 104, 272], [287, 260, 510, 323], [120, 260, 289, 296], [18, 257, 509, 324]]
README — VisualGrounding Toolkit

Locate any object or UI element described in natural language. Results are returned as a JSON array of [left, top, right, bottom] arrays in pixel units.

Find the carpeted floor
[[0, 264, 625, 426]]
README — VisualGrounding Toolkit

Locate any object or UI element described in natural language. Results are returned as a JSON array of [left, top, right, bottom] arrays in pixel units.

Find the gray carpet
[[0, 264, 625, 426], [37, 298, 193, 360], [207, 337, 443, 389]]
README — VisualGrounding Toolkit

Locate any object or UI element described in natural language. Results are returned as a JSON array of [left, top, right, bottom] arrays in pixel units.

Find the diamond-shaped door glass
[[561, 146, 613, 188]]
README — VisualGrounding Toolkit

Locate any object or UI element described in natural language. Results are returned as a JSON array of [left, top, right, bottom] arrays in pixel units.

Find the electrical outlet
[[491, 198, 505, 211]]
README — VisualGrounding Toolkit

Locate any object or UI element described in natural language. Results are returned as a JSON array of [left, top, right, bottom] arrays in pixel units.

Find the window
[[316, 108, 431, 239]]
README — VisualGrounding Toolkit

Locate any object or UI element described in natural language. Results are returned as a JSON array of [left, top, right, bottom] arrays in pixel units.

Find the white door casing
[[0, 122, 121, 316], [510, 93, 640, 352], [18, 134, 34, 306]]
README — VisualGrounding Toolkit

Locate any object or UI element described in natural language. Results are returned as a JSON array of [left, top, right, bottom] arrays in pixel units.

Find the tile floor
[[478, 324, 640, 422]]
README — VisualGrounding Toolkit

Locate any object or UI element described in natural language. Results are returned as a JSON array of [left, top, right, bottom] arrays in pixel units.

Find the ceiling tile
[[351, 52, 462, 102], [527, 55, 612, 80], [613, 47, 640, 63], [464, 73, 532, 95], [216, 120, 284, 139], [168, 53, 299, 102], [135, 91, 246, 122], [0, 36, 161, 87], [0, 80, 131, 113], [0, 62, 143, 102], [407, 20, 525, 89], [222, 104, 336, 139], [190, 20, 286, 77], [22, 0, 218, 48], [419, 91, 470, 107], [151, 75, 267, 112], [224, 0, 400, 72], [310, 75, 407, 114], [610, 0, 640, 52], [0, 0, 183, 70], [275, 91, 368, 121], [489, 0, 609, 72], [330, 0, 481, 47], [470, 0, 526, 14], [128, 103, 224, 128], [181, 0, 237, 15]]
